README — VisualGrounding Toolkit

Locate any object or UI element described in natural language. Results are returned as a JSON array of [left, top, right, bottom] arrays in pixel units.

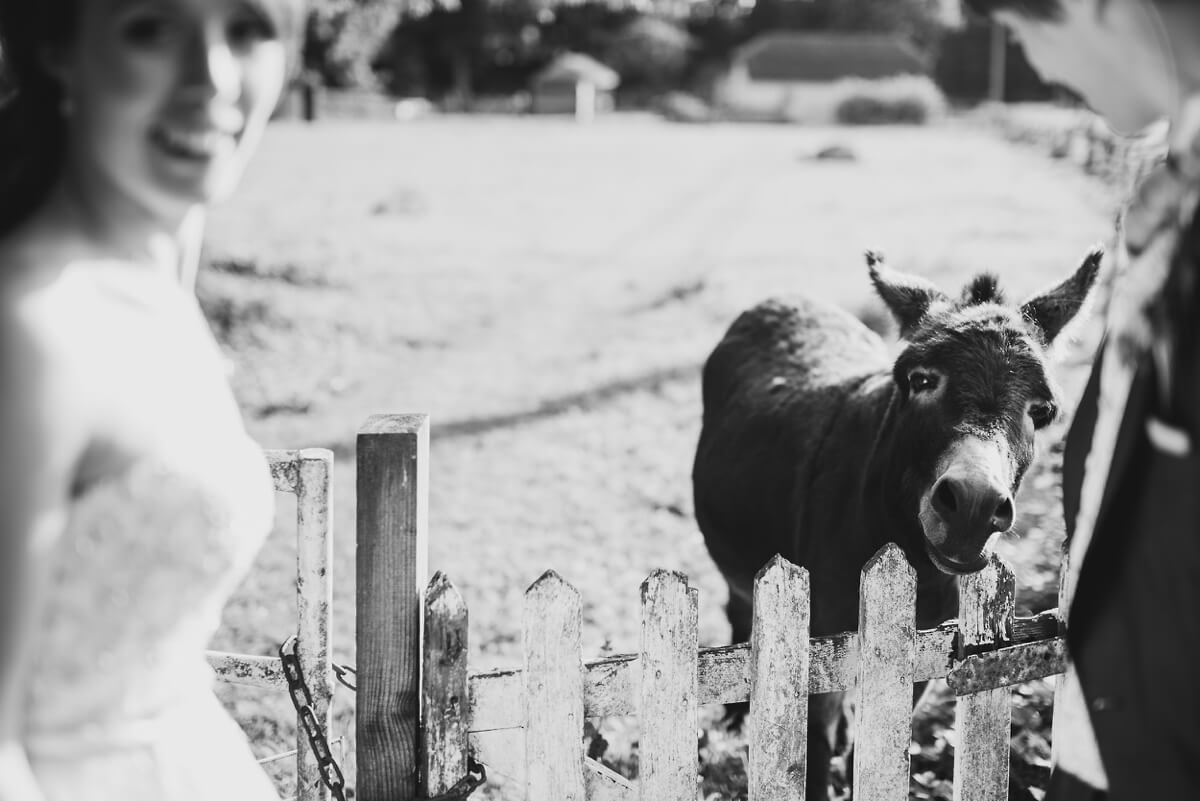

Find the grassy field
[[200, 113, 1122, 799]]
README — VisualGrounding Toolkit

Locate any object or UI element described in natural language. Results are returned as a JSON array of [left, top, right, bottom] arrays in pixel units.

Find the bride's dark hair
[[0, 3, 77, 237]]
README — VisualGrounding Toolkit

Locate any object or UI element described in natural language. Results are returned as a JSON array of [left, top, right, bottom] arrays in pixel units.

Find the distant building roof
[[532, 53, 620, 91], [735, 32, 929, 83]]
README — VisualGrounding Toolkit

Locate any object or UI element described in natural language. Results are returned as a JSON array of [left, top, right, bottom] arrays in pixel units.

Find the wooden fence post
[[1051, 550, 1072, 766], [357, 414, 429, 801], [524, 571, 587, 801], [953, 554, 1016, 801], [854, 544, 916, 801], [639, 570, 699, 801], [749, 555, 810, 801], [422, 572, 469, 797], [297, 448, 335, 801]]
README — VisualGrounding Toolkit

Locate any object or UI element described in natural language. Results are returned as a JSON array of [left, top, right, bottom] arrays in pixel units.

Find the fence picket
[[639, 570, 699, 801], [523, 570, 586, 801], [749, 555, 810, 801], [1051, 550, 1072, 767], [854, 544, 916, 801], [296, 449, 335, 801], [422, 572, 469, 796], [954, 555, 1016, 801]]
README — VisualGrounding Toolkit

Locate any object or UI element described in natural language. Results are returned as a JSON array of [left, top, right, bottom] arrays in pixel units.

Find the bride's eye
[[120, 11, 177, 48], [228, 6, 278, 48]]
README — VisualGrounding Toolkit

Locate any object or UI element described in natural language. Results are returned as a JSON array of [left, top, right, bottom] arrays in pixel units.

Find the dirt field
[[201, 113, 1123, 799]]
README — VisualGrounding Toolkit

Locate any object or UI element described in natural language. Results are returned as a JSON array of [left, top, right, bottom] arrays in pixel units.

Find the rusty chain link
[[279, 639, 485, 801], [279, 636, 347, 801], [331, 662, 356, 692], [422, 757, 487, 801]]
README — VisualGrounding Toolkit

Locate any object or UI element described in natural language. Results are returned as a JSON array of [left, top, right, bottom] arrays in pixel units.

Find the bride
[[0, 1, 304, 799]]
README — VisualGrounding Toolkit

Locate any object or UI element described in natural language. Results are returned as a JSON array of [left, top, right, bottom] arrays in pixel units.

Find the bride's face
[[52, 0, 297, 220]]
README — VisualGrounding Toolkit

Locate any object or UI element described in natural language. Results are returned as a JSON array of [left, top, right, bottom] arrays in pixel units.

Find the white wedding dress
[[19, 264, 281, 800]]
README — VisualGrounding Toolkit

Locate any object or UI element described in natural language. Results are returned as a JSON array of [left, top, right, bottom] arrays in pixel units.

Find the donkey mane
[[961, 273, 1005, 307]]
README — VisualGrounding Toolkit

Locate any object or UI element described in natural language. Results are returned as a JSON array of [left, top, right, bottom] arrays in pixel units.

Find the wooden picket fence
[[206, 448, 336, 801], [352, 414, 1070, 801], [418, 550, 1065, 801]]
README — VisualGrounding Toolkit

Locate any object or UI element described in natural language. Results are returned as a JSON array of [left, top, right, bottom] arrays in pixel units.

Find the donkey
[[692, 248, 1101, 798]]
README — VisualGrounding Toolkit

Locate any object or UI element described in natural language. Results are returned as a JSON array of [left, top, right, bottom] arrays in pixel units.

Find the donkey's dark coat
[[693, 250, 1101, 798]]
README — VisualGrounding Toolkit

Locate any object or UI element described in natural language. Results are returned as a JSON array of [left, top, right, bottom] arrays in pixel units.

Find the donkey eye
[[909, 371, 941, 394], [1029, 401, 1057, 428]]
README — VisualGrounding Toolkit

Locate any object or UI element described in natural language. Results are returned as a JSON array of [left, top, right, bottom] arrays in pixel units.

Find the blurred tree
[[602, 17, 695, 97], [306, 0, 406, 88]]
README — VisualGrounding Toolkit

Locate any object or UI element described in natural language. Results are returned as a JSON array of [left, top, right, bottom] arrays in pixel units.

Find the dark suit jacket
[[1059, 213, 1200, 800]]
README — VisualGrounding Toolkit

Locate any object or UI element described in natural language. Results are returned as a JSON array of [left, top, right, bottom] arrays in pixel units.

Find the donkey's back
[[700, 295, 889, 421], [694, 294, 892, 619]]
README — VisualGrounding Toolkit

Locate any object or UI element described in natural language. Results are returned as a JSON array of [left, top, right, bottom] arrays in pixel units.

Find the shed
[[530, 53, 620, 121]]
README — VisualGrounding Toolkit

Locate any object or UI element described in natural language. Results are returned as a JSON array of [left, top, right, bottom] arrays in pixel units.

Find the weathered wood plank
[[207, 652, 284, 688], [422, 573, 470, 796], [467, 626, 960, 732], [265, 449, 302, 493], [585, 758, 637, 801], [469, 729, 523, 785], [1012, 609, 1059, 644], [853, 544, 916, 801], [296, 449, 335, 801], [947, 638, 1066, 696], [356, 414, 429, 801], [469, 730, 635, 801], [1051, 550, 1072, 767], [954, 555, 1016, 801], [524, 571, 586, 801], [748, 556, 810, 801], [639, 571, 699, 801]]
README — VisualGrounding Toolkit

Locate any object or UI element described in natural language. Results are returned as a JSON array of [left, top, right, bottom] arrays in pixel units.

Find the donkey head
[[867, 246, 1102, 575]]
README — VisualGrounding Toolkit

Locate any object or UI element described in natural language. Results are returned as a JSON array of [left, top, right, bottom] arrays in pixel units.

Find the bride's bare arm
[[0, 281, 86, 797]]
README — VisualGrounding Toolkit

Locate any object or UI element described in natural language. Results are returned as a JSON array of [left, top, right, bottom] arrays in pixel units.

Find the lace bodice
[[20, 265, 276, 751]]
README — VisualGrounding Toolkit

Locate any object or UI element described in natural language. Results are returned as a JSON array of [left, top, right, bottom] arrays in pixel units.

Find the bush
[[833, 75, 946, 126], [602, 17, 695, 96]]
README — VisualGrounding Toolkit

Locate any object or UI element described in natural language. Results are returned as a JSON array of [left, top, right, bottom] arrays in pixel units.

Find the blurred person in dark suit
[[967, 1, 1200, 799]]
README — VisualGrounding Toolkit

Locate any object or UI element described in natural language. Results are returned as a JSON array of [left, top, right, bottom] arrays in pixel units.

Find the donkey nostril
[[992, 497, 1015, 531], [933, 479, 959, 515]]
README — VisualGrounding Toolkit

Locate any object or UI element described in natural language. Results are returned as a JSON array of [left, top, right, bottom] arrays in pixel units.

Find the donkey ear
[[866, 251, 948, 337], [1019, 245, 1104, 344]]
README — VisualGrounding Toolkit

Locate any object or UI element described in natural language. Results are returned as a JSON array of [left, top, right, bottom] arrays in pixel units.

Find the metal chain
[[279, 636, 347, 801], [421, 757, 487, 801], [331, 662, 357, 692], [280, 644, 485, 800]]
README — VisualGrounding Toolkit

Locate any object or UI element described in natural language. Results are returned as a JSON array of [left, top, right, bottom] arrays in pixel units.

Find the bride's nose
[[178, 25, 240, 103]]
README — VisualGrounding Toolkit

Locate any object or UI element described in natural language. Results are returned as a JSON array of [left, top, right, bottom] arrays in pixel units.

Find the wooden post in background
[[988, 22, 1007, 103], [357, 414, 430, 801]]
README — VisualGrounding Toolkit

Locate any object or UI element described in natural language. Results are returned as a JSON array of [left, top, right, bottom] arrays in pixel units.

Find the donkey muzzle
[[919, 437, 1017, 575]]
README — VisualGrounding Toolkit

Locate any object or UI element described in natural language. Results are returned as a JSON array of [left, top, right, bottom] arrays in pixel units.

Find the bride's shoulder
[[0, 229, 110, 421]]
